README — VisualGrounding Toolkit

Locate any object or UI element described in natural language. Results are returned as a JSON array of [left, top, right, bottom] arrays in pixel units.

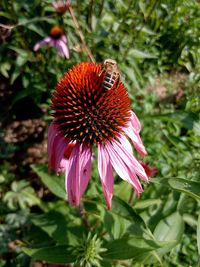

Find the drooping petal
[[98, 143, 114, 209], [123, 111, 147, 157], [59, 158, 69, 173], [105, 141, 143, 194], [48, 121, 69, 173], [58, 39, 70, 59], [118, 132, 133, 154], [66, 143, 80, 206], [33, 36, 52, 51], [112, 135, 149, 182], [66, 143, 92, 206], [130, 111, 141, 133], [79, 144, 92, 198], [61, 35, 67, 43]]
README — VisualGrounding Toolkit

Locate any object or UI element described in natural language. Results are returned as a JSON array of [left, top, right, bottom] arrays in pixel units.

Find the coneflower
[[48, 62, 149, 209], [34, 26, 70, 59], [52, 0, 71, 14]]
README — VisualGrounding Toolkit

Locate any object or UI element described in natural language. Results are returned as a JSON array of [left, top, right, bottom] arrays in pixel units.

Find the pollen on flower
[[50, 26, 64, 39], [52, 62, 131, 146]]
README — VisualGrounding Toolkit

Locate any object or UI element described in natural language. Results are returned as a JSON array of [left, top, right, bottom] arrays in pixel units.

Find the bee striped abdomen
[[99, 59, 120, 91]]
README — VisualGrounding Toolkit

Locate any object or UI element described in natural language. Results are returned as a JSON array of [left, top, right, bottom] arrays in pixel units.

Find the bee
[[99, 59, 121, 91]]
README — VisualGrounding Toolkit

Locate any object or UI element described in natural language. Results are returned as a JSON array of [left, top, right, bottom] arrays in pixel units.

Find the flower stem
[[69, 6, 95, 63], [128, 189, 136, 205], [79, 202, 91, 229]]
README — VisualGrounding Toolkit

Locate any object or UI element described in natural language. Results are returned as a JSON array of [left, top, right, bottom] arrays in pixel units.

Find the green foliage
[[31, 165, 66, 200], [3, 180, 41, 210], [0, 0, 200, 266]]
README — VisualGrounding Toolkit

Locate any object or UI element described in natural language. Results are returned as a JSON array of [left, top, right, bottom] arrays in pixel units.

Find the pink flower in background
[[34, 26, 70, 59], [52, 0, 71, 14], [140, 162, 157, 177], [48, 62, 149, 209]]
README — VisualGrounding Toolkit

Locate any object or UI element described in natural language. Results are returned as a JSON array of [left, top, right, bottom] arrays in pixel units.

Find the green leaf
[[193, 120, 200, 136], [0, 11, 13, 20], [8, 46, 29, 57], [31, 165, 66, 199], [25, 224, 55, 247], [12, 90, 29, 105], [10, 67, 21, 84], [128, 49, 157, 59], [26, 24, 46, 37], [112, 196, 145, 225], [197, 214, 200, 255], [152, 212, 184, 257], [151, 177, 200, 200], [102, 236, 175, 260], [18, 16, 56, 27], [123, 66, 140, 89], [154, 212, 184, 242], [22, 245, 76, 263], [104, 212, 129, 239], [111, 196, 152, 238], [114, 181, 132, 202], [16, 54, 28, 67], [134, 199, 162, 209], [31, 211, 68, 244], [0, 62, 11, 78], [3, 180, 41, 210], [151, 111, 199, 130]]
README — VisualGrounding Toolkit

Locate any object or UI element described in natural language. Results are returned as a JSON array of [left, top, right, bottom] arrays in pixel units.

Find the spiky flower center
[[50, 26, 64, 39], [52, 62, 131, 145]]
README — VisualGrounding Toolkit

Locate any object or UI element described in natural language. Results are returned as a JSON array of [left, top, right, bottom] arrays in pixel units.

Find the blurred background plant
[[0, 0, 200, 266]]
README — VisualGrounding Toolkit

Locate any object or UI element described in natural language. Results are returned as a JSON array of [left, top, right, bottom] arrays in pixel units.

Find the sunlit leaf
[[3, 180, 41, 210], [151, 177, 200, 200], [134, 199, 162, 209], [151, 111, 199, 130], [102, 236, 176, 260], [153, 212, 184, 255], [128, 49, 157, 59], [111, 197, 152, 238]]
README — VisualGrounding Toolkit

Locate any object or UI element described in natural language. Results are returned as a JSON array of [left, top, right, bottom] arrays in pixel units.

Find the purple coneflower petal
[[118, 133, 133, 154], [61, 35, 67, 43], [79, 145, 92, 197], [113, 135, 149, 182], [105, 140, 144, 194], [66, 143, 80, 206], [57, 39, 70, 59], [123, 111, 147, 157], [48, 122, 69, 174], [59, 158, 69, 174], [66, 143, 92, 206], [98, 144, 114, 209], [33, 36, 52, 51], [130, 111, 141, 132]]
